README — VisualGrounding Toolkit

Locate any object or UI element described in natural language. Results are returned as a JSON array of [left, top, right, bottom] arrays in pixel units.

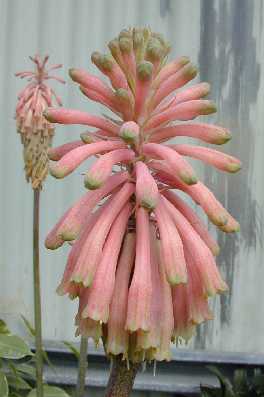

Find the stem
[[104, 356, 139, 397], [76, 336, 88, 397], [33, 189, 43, 397]]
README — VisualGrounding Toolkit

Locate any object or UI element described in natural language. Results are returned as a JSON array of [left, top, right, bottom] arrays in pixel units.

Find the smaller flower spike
[[45, 27, 241, 362], [15, 55, 64, 189]]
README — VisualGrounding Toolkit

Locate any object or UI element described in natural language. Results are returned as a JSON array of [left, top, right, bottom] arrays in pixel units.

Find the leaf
[[0, 371, 9, 397], [207, 366, 236, 397], [0, 320, 11, 335], [0, 335, 33, 359], [7, 361, 19, 379], [41, 350, 57, 374], [20, 316, 35, 337], [27, 385, 70, 397], [62, 341, 80, 360], [16, 363, 36, 379], [200, 385, 222, 396], [252, 372, 264, 393], [6, 374, 31, 390], [233, 369, 248, 395]]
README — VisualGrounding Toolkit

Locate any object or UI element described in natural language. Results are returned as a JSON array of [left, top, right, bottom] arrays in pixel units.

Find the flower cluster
[[15, 55, 65, 189], [44, 28, 241, 362]]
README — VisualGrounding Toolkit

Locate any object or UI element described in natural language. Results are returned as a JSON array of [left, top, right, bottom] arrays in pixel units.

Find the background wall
[[0, 0, 263, 354]]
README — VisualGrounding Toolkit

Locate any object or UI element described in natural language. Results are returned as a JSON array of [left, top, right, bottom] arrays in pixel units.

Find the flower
[[45, 28, 241, 362], [15, 55, 65, 189]]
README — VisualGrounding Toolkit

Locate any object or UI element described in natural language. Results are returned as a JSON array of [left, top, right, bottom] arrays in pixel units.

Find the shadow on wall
[[196, 0, 262, 348]]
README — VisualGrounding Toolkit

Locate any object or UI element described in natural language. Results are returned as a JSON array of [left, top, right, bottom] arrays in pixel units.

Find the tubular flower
[[45, 28, 240, 363], [15, 55, 65, 189]]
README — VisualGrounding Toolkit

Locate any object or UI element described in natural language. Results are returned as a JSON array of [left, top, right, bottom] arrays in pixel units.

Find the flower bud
[[119, 121, 139, 144]]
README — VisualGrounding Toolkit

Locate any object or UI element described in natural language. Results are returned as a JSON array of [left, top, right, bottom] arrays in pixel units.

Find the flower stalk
[[76, 336, 88, 397], [33, 189, 43, 397], [104, 356, 140, 397], [15, 55, 64, 397]]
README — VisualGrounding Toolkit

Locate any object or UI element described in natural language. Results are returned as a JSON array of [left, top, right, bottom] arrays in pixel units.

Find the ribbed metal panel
[[0, 0, 263, 355]]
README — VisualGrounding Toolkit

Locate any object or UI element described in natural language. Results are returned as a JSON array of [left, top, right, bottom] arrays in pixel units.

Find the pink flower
[[15, 55, 64, 189], [45, 27, 240, 362]]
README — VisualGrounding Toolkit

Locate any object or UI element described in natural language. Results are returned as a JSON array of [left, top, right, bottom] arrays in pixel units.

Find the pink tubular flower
[[135, 161, 158, 210], [143, 142, 198, 185], [168, 144, 241, 173], [126, 207, 152, 332], [81, 201, 132, 322], [154, 197, 187, 285], [15, 55, 64, 189], [106, 233, 136, 357], [46, 171, 129, 242], [119, 121, 139, 144], [49, 140, 126, 179], [45, 27, 240, 362], [149, 123, 232, 145], [84, 148, 134, 189]]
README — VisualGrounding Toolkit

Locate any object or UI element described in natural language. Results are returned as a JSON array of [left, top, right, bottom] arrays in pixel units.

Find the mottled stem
[[104, 356, 139, 397], [33, 189, 43, 397], [76, 336, 88, 397]]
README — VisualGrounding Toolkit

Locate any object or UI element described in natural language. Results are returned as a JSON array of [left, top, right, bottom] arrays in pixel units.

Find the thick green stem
[[104, 356, 139, 397], [76, 336, 88, 397], [33, 189, 43, 397]]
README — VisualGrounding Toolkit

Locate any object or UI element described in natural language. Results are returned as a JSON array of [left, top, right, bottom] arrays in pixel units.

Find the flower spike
[[15, 55, 64, 188], [45, 27, 240, 362]]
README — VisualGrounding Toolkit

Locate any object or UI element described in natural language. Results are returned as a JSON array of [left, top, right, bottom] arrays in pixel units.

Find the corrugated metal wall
[[0, 0, 264, 353]]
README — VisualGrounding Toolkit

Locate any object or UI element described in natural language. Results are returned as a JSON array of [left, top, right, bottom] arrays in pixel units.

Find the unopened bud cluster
[[15, 55, 64, 189], [45, 28, 241, 362]]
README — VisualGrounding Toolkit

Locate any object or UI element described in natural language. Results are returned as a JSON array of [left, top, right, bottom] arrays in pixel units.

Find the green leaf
[[200, 385, 222, 396], [0, 335, 33, 359], [62, 341, 80, 360], [0, 371, 9, 397], [233, 369, 248, 395], [16, 363, 36, 379], [41, 350, 57, 374], [6, 374, 31, 390], [27, 385, 70, 397], [207, 366, 236, 397], [252, 372, 264, 393], [0, 320, 11, 335], [20, 316, 35, 337]]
